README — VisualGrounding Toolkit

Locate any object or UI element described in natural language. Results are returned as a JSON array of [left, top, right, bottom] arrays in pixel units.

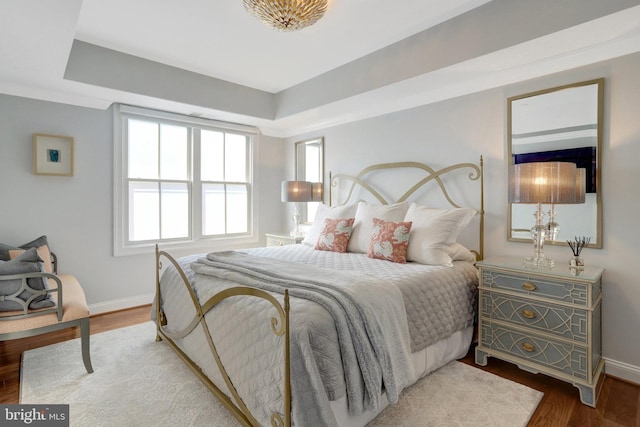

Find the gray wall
[[287, 52, 640, 382], [0, 96, 287, 313]]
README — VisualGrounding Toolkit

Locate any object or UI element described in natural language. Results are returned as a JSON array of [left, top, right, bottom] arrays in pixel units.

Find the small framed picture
[[33, 134, 74, 176]]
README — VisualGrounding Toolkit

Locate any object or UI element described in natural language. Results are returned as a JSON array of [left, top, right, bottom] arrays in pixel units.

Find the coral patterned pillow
[[315, 218, 355, 253], [368, 218, 413, 263]]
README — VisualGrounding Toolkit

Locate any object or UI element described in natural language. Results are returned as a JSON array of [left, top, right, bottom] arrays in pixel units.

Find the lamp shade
[[311, 182, 323, 202], [509, 162, 578, 204], [281, 181, 312, 202]]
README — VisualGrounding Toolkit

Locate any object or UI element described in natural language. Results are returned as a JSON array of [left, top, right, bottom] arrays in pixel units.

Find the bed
[[154, 158, 485, 427]]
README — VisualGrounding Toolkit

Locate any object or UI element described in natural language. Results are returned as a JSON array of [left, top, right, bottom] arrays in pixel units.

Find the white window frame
[[113, 104, 260, 256]]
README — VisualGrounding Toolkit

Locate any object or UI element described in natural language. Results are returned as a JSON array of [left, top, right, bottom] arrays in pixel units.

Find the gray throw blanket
[[190, 251, 414, 420]]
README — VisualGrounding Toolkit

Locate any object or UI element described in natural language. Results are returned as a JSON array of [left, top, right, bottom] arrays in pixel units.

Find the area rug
[[21, 322, 542, 426]]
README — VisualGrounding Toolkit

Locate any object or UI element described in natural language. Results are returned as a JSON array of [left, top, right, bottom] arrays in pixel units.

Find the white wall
[[287, 52, 640, 382], [0, 96, 287, 313]]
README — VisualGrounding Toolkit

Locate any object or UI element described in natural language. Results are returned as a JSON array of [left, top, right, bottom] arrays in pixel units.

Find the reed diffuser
[[567, 236, 590, 267]]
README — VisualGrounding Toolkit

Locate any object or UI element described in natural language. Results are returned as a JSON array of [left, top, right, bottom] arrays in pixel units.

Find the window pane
[[225, 133, 247, 182], [227, 184, 248, 233], [201, 130, 224, 181], [128, 120, 158, 179], [160, 124, 188, 180], [307, 202, 320, 223], [129, 181, 159, 241], [305, 145, 321, 182], [202, 183, 225, 235], [161, 183, 189, 239]]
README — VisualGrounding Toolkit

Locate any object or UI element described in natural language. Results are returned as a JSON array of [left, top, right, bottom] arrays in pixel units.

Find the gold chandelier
[[242, 0, 328, 32]]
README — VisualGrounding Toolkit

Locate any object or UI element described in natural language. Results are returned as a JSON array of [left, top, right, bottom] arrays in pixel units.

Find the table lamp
[[281, 181, 312, 236], [509, 162, 581, 268]]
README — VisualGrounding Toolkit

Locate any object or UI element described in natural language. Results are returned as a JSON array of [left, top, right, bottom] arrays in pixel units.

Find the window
[[114, 105, 258, 255]]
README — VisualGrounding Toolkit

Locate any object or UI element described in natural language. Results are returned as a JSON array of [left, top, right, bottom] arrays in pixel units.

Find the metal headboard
[[329, 157, 484, 260]]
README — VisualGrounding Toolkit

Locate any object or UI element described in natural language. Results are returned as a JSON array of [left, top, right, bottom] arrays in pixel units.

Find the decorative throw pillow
[[348, 202, 409, 253], [303, 203, 357, 247], [9, 245, 53, 275], [0, 247, 55, 311], [0, 235, 53, 273], [368, 218, 412, 263], [404, 203, 476, 266], [315, 218, 355, 253]]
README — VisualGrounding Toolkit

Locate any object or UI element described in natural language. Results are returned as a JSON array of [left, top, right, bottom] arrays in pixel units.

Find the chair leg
[[80, 317, 94, 373]]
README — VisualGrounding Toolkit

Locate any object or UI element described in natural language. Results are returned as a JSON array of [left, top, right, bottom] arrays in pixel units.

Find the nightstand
[[265, 233, 304, 247], [475, 256, 604, 407]]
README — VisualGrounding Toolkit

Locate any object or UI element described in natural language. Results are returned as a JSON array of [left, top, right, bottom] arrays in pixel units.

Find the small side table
[[475, 256, 604, 407], [265, 233, 304, 247]]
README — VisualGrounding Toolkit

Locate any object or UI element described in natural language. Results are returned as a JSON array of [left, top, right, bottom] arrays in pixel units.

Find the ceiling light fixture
[[242, 0, 328, 32]]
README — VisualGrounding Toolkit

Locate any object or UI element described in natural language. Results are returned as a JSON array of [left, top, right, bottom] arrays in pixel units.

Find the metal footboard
[[154, 245, 291, 427]]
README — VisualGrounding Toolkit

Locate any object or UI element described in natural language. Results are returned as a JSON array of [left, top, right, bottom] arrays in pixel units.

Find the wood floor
[[2, 305, 639, 426]]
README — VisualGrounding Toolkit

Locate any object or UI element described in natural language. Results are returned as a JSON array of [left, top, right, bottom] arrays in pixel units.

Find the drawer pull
[[522, 342, 536, 352], [521, 281, 537, 291], [522, 309, 537, 319]]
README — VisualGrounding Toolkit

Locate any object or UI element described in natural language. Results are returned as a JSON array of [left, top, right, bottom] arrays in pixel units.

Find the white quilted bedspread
[[158, 245, 478, 427]]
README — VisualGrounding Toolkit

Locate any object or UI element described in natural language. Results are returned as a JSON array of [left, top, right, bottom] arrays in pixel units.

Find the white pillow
[[404, 203, 476, 265], [347, 202, 410, 253], [303, 203, 358, 247], [449, 242, 477, 263]]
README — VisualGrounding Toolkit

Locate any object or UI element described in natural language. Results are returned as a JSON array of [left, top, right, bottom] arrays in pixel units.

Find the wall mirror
[[508, 78, 603, 248], [295, 137, 324, 223]]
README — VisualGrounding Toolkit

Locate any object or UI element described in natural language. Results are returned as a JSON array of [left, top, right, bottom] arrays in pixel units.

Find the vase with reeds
[[568, 236, 590, 268]]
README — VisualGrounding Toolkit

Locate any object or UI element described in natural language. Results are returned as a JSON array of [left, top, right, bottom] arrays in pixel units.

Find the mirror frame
[[507, 78, 604, 248], [295, 137, 324, 223]]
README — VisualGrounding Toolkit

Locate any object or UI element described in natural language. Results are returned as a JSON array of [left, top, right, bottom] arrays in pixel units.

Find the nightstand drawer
[[480, 292, 588, 342], [481, 269, 592, 306], [480, 321, 589, 380]]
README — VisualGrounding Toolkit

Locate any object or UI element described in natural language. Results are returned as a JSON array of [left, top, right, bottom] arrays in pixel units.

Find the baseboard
[[604, 357, 640, 386], [89, 293, 154, 316]]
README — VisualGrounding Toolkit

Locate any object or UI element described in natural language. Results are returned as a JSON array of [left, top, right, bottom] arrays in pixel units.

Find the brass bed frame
[[154, 157, 484, 427]]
